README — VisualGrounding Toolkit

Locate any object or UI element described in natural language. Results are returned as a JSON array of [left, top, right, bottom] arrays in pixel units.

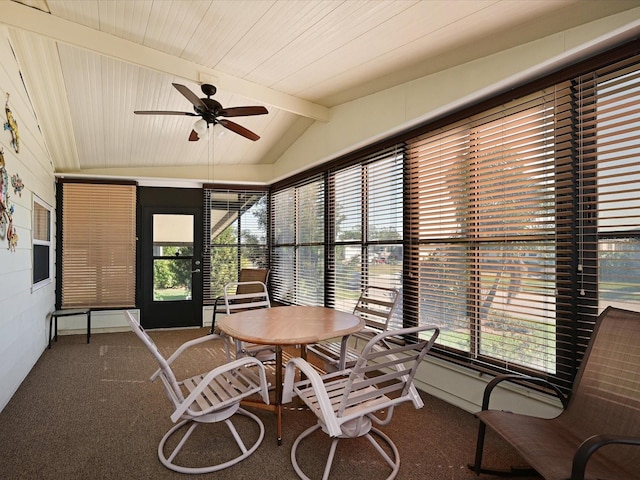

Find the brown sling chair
[[469, 306, 640, 480]]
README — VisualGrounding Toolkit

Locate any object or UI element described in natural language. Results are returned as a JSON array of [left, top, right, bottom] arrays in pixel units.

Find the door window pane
[[153, 214, 193, 302], [153, 258, 192, 301]]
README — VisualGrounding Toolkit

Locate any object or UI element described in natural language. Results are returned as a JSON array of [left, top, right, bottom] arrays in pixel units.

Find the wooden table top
[[217, 305, 364, 345]]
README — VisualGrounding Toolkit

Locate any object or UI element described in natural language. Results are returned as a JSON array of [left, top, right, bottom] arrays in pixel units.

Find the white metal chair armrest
[[171, 355, 269, 422], [283, 357, 345, 437]]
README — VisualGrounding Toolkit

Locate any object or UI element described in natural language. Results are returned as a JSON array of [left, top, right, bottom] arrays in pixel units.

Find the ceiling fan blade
[[172, 83, 206, 109], [218, 106, 268, 117], [189, 130, 199, 142], [134, 110, 197, 116], [218, 119, 260, 141]]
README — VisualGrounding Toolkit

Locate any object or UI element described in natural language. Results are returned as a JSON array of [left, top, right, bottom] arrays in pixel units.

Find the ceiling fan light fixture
[[193, 119, 208, 137]]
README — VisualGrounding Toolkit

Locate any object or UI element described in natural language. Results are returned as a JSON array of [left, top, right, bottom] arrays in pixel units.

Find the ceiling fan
[[134, 83, 268, 141]]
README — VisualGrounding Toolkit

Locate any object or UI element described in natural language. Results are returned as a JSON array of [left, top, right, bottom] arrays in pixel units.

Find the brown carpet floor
[[0, 328, 540, 479]]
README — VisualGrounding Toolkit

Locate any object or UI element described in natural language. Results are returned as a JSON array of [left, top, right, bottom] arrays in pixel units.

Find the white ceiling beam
[[0, 1, 329, 122]]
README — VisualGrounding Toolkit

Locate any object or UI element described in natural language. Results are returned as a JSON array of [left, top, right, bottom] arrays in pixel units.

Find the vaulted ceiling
[[2, 0, 639, 184]]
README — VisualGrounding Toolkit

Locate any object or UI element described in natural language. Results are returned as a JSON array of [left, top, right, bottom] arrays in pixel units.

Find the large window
[[58, 181, 136, 308], [406, 90, 566, 376], [203, 188, 268, 304], [268, 44, 640, 393], [270, 176, 324, 306], [32, 195, 52, 289], [580, 57, 640, 317], [329, 148, 403, 322], [410, 53, 640, 390]]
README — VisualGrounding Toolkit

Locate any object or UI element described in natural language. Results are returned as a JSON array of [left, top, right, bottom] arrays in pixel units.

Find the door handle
[[191, 268, 201, 273]]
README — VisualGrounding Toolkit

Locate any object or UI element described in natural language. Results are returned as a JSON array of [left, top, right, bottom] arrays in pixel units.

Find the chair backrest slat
[[224, 281, 271, 312], [344, 386, 392, 408], [350, 370, 409, 397], [337, 325, 439, 417], [353, 286, 399, 331]]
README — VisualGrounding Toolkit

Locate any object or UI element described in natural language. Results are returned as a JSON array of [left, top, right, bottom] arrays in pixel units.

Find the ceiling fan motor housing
[[198, 98, 223, 124]]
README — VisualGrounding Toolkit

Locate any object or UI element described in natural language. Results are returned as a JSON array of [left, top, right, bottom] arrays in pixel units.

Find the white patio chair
[[210, 268, 269, 334], [283, 324, 439, 480], [223, 280, 276, 362], [124, 310, 270, 474], [307, 286, 399, 370]]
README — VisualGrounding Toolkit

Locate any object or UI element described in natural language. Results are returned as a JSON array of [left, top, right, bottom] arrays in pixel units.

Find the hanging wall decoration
[[0, 147, 18, 251], [11, 173, 23, 197], [7, 217, 17, 251], [0, 147, 8, 224], [4, 92, 20, 154]]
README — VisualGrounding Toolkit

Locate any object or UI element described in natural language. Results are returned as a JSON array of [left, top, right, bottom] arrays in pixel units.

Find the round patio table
[[217, 305, 364, 445]]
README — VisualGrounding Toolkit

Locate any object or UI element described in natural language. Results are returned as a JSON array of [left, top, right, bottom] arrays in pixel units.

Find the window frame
[[57, 180, 137, 309], [203, 187, 270, 305], [32, 194, 53, 291]]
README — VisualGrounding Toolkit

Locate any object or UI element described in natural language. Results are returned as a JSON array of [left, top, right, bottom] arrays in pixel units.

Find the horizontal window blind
[[270, 176, 324, 306], [328, 147, 403, 324], [203, 188, 268, 303], [271, 188, 296, 304], [33, 200, 50, 241], [296, 180, 325, 306], [406, 86, 574, 384], [576, 54, 640, 332], [61, 182, 136, 308]]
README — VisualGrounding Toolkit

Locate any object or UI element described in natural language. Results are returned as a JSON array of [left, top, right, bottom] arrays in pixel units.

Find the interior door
[[141, 207, 203, 328]]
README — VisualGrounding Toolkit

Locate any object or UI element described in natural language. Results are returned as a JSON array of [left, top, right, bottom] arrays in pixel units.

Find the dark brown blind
[[406, 87, 571, 378], [270, 175, 324, 306], [61, 183, 136, 308], [327, 146, 404, 325], [203, 188, 269, 304]]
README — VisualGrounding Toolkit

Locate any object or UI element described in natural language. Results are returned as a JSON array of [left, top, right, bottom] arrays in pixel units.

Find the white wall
[[0, 24, 57, 412]]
